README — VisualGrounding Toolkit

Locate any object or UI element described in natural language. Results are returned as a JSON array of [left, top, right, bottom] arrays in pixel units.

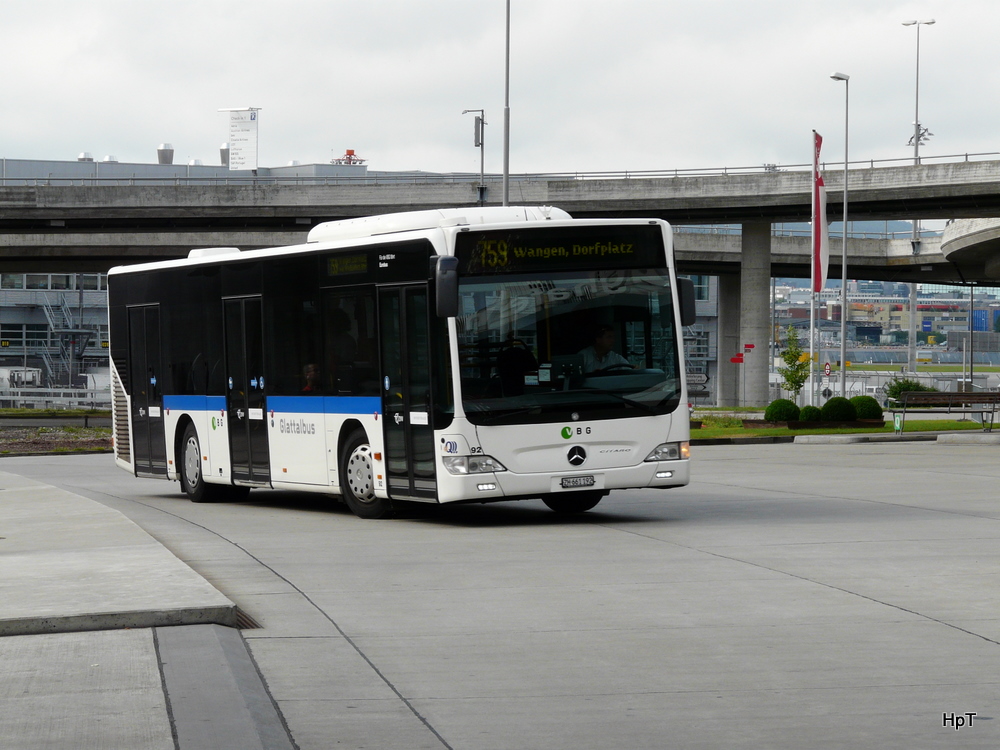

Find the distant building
[[0, 153, 371, 394], [0, 272, 108, 390]]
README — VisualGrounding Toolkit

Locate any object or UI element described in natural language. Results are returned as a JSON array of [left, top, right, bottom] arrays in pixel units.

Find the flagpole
[[809, 295, 816, 406], [809, 130, 831, 408], [809, 131, 817, 407]]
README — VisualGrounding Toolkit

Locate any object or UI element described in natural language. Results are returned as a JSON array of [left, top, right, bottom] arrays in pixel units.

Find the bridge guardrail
[[4, 152, 1000, 187], [675, 225, 943, 241]]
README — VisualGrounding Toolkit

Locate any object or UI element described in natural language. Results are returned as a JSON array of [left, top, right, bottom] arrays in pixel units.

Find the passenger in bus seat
[[301, 363, 322, 393], [579, 324, 632, 373]]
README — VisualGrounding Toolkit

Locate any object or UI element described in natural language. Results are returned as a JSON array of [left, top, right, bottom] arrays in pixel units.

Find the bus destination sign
[[326, 254, 368, 277], [321, 240, 433, 284], [455, 225, 665, 275]]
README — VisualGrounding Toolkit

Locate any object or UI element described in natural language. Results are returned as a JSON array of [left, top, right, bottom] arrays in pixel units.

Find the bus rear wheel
[[180, 423, 223, 503], [542, 491, 605, 514], [341, 429, 394, 519]]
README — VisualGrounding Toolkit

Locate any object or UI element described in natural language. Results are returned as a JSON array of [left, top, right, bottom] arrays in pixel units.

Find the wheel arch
[[173, 414, 197, 481], [337, 418, 366, 470]]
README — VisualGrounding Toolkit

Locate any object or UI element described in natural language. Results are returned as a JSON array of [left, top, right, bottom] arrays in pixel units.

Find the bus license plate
[[561, 475, 595, 488]]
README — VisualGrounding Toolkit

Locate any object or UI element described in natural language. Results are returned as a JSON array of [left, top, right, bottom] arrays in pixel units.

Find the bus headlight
[[644, 441, 690, 462], [442, 455, 508, 475]]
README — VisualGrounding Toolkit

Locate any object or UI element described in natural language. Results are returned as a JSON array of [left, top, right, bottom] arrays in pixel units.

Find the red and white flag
[[811, 130, 829, 293]]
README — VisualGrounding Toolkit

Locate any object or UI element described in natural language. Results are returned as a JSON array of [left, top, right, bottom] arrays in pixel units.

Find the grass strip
[[692, 418, 985, 440]]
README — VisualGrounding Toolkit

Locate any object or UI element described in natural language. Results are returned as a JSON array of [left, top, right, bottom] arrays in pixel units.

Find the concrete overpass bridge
[[3, 156, 1000, 406], [2, 156, 999, 273]]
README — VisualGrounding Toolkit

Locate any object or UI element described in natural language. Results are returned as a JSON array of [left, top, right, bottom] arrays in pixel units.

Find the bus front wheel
[[542, 491, 605, 514], [341, 429, 394, 519], [180, 423, 223, 503]]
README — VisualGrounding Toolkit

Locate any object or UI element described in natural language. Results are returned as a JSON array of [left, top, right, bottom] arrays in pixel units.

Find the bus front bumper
[[435, 459, 690, 504]]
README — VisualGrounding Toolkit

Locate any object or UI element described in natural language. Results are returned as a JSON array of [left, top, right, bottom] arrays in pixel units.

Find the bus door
[[224, 297, 270, 485], [379, 285, 436, 499], [128, 304, 167, 476]]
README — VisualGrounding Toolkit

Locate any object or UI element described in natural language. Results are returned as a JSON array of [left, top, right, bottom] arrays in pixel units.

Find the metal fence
[[0, 389, 111, 410]]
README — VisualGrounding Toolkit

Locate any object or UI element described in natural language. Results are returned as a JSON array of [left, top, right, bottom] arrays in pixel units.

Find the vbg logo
[[562, 426, 591, 439]]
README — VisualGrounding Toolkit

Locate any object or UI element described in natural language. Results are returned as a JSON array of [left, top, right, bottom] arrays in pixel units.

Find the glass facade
[[1, 273, 107, 291]]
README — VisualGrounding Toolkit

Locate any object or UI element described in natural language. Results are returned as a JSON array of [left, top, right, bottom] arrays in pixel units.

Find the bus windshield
[[456, 268, 683, 425]]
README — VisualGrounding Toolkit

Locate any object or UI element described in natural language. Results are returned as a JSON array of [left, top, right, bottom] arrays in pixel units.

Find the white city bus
[[109, 206, 695, 518]]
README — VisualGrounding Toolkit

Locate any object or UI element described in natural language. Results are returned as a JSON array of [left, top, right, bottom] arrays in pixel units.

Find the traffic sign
[[730, 355, 744, 364], [824, 362, 831, 376], [687, 373, 709, 385]]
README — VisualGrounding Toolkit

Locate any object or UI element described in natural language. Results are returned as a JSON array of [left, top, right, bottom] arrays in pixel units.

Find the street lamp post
[[903, 19, 935, 374], [462, 109, 487, 204], [903, 19, 935, 164], [502, 0, 510, 206], [831, 72, 849, 398]]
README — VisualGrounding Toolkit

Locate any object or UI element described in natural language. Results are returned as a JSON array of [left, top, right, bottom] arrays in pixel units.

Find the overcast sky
[[4, 1, 996, 175]]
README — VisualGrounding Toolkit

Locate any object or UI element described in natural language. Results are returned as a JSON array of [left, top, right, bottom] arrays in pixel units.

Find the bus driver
[[579, 324, 632, 373]]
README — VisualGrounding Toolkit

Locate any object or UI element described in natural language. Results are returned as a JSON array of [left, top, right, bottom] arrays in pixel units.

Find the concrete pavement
[[0, 471, 295, 750], [3, 432, 1000, 749]]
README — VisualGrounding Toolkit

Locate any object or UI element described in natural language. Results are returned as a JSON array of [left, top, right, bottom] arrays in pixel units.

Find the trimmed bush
[[764, 398, 800, 422], [820, 396, 857, 422], [799, 405, 822, 422], [850, 395, 884, 420], [885, 377, 937, 402]]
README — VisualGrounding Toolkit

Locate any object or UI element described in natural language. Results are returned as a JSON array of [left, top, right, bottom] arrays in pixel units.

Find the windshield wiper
[[569, 387, 663, 415]]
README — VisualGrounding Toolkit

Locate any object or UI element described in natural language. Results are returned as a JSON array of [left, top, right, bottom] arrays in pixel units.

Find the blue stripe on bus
[[162, 394, 382, 416], [270, 395, 383, 415], [260, 396, 325, 414], [163, 395, 227, 412]]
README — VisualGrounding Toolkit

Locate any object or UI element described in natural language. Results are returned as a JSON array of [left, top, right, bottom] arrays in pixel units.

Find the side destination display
[[455, 225, 665, 275], [322, 240, 432, 284]]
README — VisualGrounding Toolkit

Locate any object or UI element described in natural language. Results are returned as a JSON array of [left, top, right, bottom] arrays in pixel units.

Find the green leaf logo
[[561, 426, 573, 439]]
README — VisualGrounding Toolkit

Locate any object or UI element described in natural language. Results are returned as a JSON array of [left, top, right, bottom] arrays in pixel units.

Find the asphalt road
[[5, 443, 1000, 749]]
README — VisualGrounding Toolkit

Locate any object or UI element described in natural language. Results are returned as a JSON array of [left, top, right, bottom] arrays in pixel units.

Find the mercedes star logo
[[567, 446, 587, 466]]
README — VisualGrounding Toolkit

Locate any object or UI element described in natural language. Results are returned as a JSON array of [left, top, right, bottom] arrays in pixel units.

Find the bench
[[887, 391, 1000, 433]]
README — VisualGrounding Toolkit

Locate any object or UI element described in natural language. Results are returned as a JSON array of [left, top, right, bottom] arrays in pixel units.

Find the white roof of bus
[[106, 206, 669, 277], [306, 206, 572, 244]]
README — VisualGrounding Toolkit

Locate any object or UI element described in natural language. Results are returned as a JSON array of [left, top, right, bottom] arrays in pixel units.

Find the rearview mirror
[[434, 256, 459, 318], [677, 277, 697, 327]]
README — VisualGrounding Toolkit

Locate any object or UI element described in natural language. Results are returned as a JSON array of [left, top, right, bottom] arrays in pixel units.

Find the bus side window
[[265, 259, 323, 396], [323, 289, 378, 395]]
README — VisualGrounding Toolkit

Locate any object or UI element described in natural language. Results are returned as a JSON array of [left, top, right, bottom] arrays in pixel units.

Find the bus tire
[[542, 491, 605, 514], [341, 429, 394, 519], [180, 423, 222, 503]]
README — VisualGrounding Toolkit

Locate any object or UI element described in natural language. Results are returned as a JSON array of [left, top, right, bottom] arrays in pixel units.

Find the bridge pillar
[[716, 274, 741, 407], [739, 222, 772, 407]]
